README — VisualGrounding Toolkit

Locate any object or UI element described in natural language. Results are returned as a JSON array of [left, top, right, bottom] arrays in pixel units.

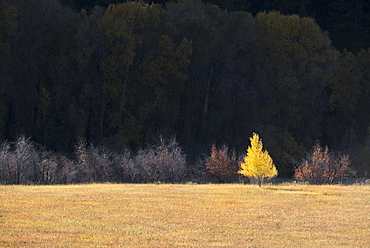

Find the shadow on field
[[264, 187, 304, 192]]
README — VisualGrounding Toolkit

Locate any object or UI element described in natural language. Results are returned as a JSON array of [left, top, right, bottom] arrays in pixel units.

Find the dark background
[[1, 0, 369, 178]]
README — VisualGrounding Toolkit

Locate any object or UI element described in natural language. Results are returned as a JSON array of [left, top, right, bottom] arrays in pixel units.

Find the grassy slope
[[1, 183, 369, 247]]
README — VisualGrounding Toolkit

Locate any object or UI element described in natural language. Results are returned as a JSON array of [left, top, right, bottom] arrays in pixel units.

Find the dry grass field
[[1, 183, 369, 247]]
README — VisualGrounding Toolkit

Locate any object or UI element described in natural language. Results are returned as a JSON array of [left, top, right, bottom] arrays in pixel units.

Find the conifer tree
[[238, 133, 278, 186]]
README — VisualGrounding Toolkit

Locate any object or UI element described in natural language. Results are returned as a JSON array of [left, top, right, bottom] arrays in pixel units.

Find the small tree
[[238, 133, 278, 186], [205, 144, 239, 183], [294, 142, 351, 184]]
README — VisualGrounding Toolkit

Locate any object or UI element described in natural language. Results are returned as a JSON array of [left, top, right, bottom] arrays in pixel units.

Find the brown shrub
[[205, 144, 239, 183], [294, 142, 351, 184]]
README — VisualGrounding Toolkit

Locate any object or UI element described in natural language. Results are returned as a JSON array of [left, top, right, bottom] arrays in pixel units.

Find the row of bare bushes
[[0, 136, 187, 185], [0, 136, 355, 185]]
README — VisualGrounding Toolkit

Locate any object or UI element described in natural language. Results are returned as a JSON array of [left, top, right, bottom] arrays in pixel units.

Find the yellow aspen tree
[[238, 133, 278, 186]]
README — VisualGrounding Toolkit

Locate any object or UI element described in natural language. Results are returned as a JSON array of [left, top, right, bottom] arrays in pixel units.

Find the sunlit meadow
[[1, 183, 369, 247]]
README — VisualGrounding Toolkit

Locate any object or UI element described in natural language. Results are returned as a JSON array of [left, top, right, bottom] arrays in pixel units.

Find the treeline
[[0, 0, 369, 178], [59, 0, 370, 53]]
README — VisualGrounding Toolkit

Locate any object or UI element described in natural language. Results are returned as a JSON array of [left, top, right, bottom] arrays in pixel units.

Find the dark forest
[[0, 0, 369, 183]]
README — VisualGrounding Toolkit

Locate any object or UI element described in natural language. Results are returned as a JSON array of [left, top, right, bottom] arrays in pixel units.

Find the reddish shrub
[[294, 143, 351, 184], [205, 144, 239, 183]]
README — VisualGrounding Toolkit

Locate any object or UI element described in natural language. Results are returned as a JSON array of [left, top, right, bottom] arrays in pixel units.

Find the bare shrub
[[74, 139, 93, 183], [87, 145, 114, 182], [117, 150, 140, 183], [0, 141, 12, 184], [0, 136, 69, 185], [38, 151, 59, 184], [188, 155, 208, 183], [205, 144, 240, 183], [58, 156, 77, 184], [135, 148, 156, 182], [74, 139, 116, 183], [294, 142, 352, 184], [0, 136, 41, 184], [135, 137, 187, 182]]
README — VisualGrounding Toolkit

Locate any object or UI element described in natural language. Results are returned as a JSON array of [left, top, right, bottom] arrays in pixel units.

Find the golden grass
[[1, 183, 369, 247]]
